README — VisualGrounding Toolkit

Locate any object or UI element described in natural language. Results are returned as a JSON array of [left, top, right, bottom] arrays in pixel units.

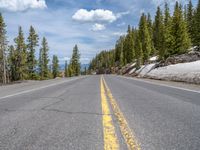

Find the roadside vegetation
[[89, 1, 200, 74], [0, 13, 81, 84]]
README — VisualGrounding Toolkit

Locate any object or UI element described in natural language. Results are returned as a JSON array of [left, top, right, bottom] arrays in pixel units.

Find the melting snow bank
[[119, 49, 200, 84], [144, 60, 200, 84]]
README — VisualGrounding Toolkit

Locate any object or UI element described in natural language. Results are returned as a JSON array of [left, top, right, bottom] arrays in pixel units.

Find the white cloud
[[0, 0, 47, 11], [72, 9, 117, 23], [113, 32, 126, 36], [92, 23, 105, 31], [116, 11, 130, 18]]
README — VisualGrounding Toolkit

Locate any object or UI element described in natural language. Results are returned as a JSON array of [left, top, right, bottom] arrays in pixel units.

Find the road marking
[[0, 77, 85, 100], [102, 77, 141, 150], [117, 75, 200, 94], [100, 77, 119, 150]]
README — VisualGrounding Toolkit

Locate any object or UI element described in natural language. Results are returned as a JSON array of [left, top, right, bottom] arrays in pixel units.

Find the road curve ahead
[[0, 75, 200, 150]]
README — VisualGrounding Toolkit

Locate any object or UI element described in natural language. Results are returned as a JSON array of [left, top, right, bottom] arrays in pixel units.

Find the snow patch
[[150, 56, 158, 61], [138, 64, 157, 77], [129, 68, 136, 74], [146, 60, 200, 84], [130, 63, 136, 67]]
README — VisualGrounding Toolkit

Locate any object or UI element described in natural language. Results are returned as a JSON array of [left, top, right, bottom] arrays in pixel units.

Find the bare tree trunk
[[3, 53, 6, 84], [1, 45, 7, 84]]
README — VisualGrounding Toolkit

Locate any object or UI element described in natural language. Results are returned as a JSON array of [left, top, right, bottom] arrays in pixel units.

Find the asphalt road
[[0, 75, 200, 150]]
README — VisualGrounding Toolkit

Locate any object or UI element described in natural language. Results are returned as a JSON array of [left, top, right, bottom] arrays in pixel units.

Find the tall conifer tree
[[69, 45, 81, 76], [27, 26, 39, 79], [134, 31, 143, 68], [163, 3, 173, 59], [153, 6, 165, 60], [123, 25, 134, 63], [52, 55, 59, 78], [187, 0, 194, 43], [171, 2, 191, 54], [14, 26, 27, 80], [7, 45, 16, 81], [64, 60, 68, 77], [147, 13, 155, 55], [138, 13, 152, 63], [115, 36, 124, 66], [193, 0, 200, 47], [0, 13, 7, 84], [39, 37, 49, 79]]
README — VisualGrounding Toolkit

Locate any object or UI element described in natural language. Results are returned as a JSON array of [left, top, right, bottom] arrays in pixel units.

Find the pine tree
[[52, 55, 59, 78], [184, 5, 187, 20], [7, 45, 16, 81], [88, 50, 116, 74], [38, 46, 43, 78], [64, 60, 68, 77], [67, 64, 73, 77], [14, 26, 27, 80], [193, 0, 200, 47], [115, 36, 124, 66], [171, 2, 191, 55], [39, 37, 49, 79], [27, 26, 39, 79], [84, 67, 87, 75], [153, 6, 165, 60], [123, 25, 134, 63], [138, 13, 152, 63], [115, 38, 121, 63], [164, 3, 171, 28], [134, 31, 143, 68], [186, 0, 194, 43], [147, 13, 155, 55], [119, 45, 124, 67], [0, 13, 7, 84], [163, 3, 173, 59], [69, 45, 81, 76]]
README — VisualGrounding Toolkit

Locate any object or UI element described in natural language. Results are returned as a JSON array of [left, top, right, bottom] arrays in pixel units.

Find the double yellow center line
[[101, 76, 119, 149], [100, 76, 141, 150]]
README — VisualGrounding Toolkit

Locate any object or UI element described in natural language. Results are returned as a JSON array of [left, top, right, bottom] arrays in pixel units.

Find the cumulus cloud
[[113, 32, 126, 36], [0, 0, 47, 11], [72, 9, 117, 23], [92, 23, 105, 31], [116, 11, 130, 18]]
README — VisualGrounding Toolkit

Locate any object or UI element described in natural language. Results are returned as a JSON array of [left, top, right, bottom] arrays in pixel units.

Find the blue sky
[[0, 0, 198, 64]]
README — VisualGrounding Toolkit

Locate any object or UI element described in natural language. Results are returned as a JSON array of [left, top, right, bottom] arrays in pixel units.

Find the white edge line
[[0, 77, 86, 100], [114, 75, 200, 94]]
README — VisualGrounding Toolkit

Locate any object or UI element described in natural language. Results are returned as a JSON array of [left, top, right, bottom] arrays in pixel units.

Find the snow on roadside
[[150, 56, 158, 61], [129, 68, 136, 74], [130, 63, 136, 67], [146, 60, 200, 84], [135, 65, 145, 74], [127, 63, 136, 74], [139, 64, 157, 77]]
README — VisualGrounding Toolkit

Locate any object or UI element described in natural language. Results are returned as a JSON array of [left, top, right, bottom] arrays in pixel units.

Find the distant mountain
[[59, 64, 89, 71]]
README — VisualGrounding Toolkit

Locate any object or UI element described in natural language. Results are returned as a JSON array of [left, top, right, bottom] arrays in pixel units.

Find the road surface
[[0, 75, 200, 150]]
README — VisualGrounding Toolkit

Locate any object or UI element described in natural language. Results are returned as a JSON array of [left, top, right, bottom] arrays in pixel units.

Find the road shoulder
[[117, 75, 200, 93]]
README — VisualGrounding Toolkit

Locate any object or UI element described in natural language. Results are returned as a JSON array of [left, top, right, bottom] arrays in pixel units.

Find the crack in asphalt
[[1, 108, 112, 116]]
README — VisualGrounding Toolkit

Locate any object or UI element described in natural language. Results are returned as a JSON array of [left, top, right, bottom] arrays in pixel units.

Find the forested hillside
[[89, 1, 199, 74], [0, 13, 81, 84]]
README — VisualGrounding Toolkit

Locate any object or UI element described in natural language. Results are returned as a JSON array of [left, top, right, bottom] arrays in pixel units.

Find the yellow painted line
[[102, 77, 141, 150], [100, 76, 119, 150]]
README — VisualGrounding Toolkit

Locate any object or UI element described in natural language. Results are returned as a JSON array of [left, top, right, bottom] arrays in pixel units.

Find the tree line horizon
[[89, 0, 200, 73], [0, 14, 81, 84]]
